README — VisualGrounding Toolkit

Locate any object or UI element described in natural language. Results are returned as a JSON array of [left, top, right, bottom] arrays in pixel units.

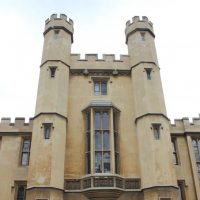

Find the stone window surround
[[85, 106, 120, 175]]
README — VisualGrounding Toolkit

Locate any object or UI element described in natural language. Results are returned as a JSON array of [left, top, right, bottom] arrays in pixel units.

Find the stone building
[[0, 14, 200, 200]]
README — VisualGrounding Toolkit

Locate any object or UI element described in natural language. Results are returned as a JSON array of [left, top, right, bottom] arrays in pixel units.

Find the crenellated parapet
[[70, 54, 130, 71], [0, 117, 33, 134], [44, 13, 74, 42], [125, 16, 154, 44], [170, 114, 200, 134]]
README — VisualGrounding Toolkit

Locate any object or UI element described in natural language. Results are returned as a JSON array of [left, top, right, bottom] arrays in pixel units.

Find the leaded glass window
[[94, 80, 107, 95], [21, 139, 31, 166], [192, 138, 200, 177], [85, 108, 119, 174], [95, 111, 110, 173]]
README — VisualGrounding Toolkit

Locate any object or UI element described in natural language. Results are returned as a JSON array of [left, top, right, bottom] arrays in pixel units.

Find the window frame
[[92, 78, 109, 96], [49, 66, 57, 78], [177, 180, 186, 200], [14, 181, 27, 200], [140, 32, 146, 41], [192, 138, 200, 178], [43, 123, 53, 139], [20, 138, 31, 166], [94, 110, 111, 173], [152, 123, 161, 140], [85, 107, 120, 175], [145, 68, 152, 80], [171, 138, 179, 165]]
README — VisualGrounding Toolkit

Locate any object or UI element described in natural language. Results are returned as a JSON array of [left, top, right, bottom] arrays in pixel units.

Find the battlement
[[44, 14, 74, 39], [71, 53, 129, 62], [170, 114, 200, 133], [125, 16, 154, 44], [0, 117, 33, 133], [70, 54, 130, 71]]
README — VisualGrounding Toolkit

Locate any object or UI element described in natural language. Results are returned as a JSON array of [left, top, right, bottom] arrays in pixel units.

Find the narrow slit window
[[145, 68, 152, 80], [49, 67, 57, 78], [172, 139, 179, 165], [15, 181, 27, 200], [140, 32, 145, 41], [21, 138, 31, 166], [178, 180, 186, 200], [152, 124, 161, 140], [43, 123, 53, 139]]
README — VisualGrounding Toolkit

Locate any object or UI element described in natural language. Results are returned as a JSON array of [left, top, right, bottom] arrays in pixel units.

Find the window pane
[[21, 153, 29, 166], [23, 140, 30, 152], [44, 126, 51, 139], [114, 132, 119, 151], [95, 112, 101, 129], [94, 82, 100, 95], [17, 186, 25, 200], [86, 112, 90, 131], [95, 131, 102, 151], [173, 153, 178, 165], [101, 81, 107, 95], [172, 141, 176, 152], [95, 152, 102, 173], [103, 131, 110, 151], [102, 112, 109, 129], [113, 112, 118, 131], [86, 132, 90, 151], [115, 152, 119, 174], [193, 139, 198, 147], [103, 152, 110, 173], [153, 124, 160, 140], [86, 153, 91, 174], [197, 163, 200, 177]]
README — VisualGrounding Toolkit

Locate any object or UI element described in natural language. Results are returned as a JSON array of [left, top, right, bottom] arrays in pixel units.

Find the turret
[[125, 16, 158, 67], [126, 16, 166, 118], [26, 14, 73, 200], [35, 13, 73, 117], [42, 13, 73, 63], [126, 17, 179, 199]]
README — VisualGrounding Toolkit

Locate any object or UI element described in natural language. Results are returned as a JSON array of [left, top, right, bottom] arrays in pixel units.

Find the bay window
[[85, 107, 119, 174]]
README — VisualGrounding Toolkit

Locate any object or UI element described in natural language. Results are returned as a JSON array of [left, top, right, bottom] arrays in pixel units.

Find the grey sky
[[0, 0, 199, 122]]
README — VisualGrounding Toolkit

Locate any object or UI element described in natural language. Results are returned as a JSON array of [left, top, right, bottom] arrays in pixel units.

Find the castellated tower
[[1, 12, 200, 200], [27, 14, 73, 200], [125, 16, 178, 199]]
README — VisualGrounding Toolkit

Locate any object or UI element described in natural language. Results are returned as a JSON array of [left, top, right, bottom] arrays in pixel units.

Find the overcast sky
[[0, 0, 199, 122]]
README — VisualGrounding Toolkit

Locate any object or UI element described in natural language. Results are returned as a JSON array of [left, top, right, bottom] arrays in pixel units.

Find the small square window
[[94, 80, 107, 95], [152, 124, 161, 140], [43, 123, 53, 139]]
